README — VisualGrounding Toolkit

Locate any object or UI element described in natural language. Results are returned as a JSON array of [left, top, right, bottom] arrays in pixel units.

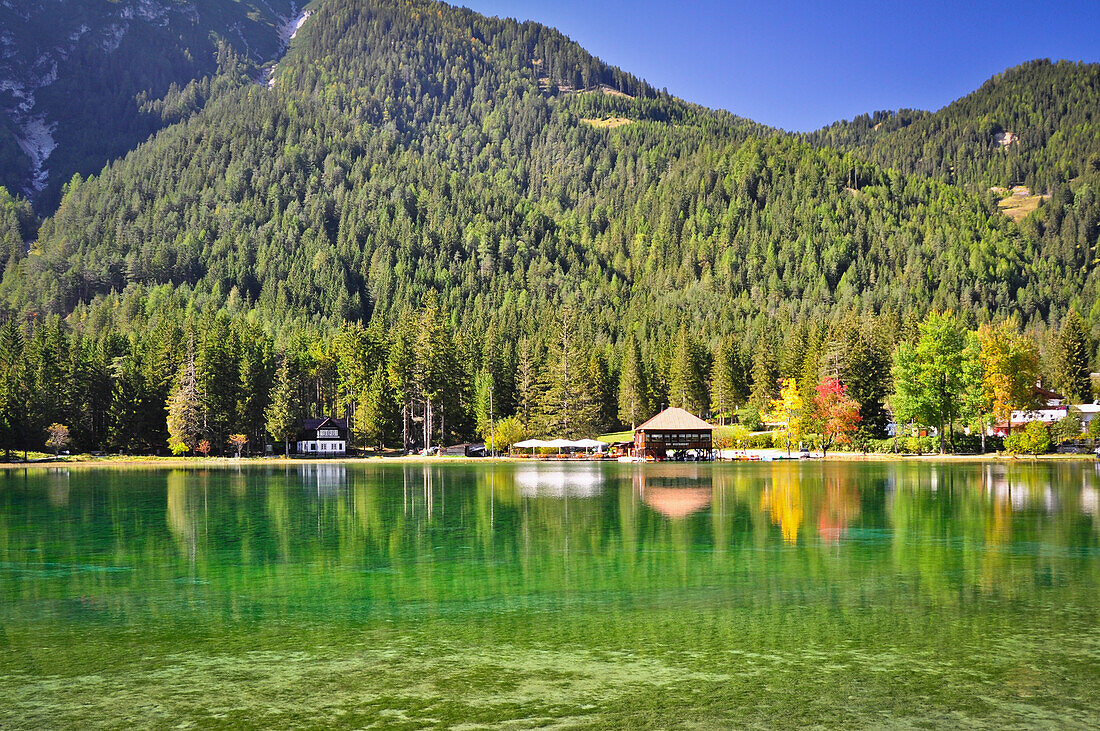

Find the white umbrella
[[513, 438, 549, 457], [543, 438, 574, 456], [514, 439, 549, 448], [574, 438, 605, 449]]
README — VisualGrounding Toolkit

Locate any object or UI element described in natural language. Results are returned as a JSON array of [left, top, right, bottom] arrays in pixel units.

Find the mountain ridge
[[0, 0, 1096, 340]]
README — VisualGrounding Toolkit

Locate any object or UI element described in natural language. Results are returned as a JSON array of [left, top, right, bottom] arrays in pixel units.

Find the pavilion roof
[[635, 407, 714, 432]]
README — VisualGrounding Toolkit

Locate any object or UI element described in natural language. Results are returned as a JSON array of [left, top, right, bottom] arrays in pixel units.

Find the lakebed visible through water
[[1, 461, 1098, 728]]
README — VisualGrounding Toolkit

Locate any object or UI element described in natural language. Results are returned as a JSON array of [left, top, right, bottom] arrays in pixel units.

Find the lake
[[1, 460, 1099, 728]]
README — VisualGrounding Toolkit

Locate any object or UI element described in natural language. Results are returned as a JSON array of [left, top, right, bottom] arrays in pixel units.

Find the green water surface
[[1, 460, 1099, 728]]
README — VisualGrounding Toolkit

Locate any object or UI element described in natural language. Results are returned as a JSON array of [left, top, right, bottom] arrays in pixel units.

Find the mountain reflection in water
[[2, 460, 1100, 726]]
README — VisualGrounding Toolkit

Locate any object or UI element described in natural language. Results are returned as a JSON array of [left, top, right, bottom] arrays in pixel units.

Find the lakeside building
[[632, 407, 715, 461], [295, 417, 348, 455], [989, 385, 1100, 436]]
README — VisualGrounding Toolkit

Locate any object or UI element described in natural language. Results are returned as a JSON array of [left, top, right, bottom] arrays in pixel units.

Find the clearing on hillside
[[994, 185, 1048, 222], [580, 117, 633, 129]]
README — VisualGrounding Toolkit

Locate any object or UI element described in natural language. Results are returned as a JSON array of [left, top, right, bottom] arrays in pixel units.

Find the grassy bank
[[1, 452, 1096, 469]]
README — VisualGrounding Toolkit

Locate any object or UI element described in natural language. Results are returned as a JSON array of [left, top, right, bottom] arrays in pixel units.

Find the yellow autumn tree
[[977, 319, 1040, 433], [768, 378, 803, 455]]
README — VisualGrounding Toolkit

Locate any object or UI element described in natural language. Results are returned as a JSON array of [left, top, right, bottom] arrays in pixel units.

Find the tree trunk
[[939, 406, 945, 455], [424, 397, 432, 454], [402, 403, 408, 453]]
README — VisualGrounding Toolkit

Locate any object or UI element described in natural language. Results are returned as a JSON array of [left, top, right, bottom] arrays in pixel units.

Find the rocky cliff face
[[0, 0, 299, 207]]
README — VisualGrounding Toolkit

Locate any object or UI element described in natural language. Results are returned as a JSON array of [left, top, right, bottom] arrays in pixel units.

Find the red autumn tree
[[814, 377, 861, 458]]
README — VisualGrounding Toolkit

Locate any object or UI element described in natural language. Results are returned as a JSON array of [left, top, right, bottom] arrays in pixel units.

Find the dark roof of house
[[301, 416, 349, 431], [635, 407, 714, 432], [1035, 385, 1064, 400]]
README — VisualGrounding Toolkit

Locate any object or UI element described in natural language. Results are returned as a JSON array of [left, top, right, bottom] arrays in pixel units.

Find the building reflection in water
[[1081, 486, 1097, 516], [514, 463, 605, 498], [46, 467, 70, 507], [299, 464, 347, 495], [633, 466, 712, 519]]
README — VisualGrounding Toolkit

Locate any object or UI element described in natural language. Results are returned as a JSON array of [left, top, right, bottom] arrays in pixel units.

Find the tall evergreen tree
[[265, 354, 301, 457], [710, 337, 746, 424], [536, 309, 597, 435], [749, 335, 778, 412], [355, 365, 395, 451], [668, 324, 709, 415], [618, 333, 649, 430], [0, 317, 27, 458], [166, 346, 203, 455], [1056, 309, 1092, 402]]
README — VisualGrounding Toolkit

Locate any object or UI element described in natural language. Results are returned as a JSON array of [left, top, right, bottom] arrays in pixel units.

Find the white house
[[295, 417, 348, 456]]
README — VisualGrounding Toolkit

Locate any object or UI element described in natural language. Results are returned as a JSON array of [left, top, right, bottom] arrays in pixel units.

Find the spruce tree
[[749, 336, 778, 412], [668, 324, 708, 415], [265, 355, 301, 457], [710, 338, 743, 425], [617, 333, 648, 429], [1056, 309, 1092, 402], [0, 318, 27, 459], [166, 347, 203, 455], [355, 365, 393, 451]]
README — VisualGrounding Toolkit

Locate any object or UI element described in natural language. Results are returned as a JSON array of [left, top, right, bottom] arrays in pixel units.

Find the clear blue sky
[[461, 0, 1100, 131]]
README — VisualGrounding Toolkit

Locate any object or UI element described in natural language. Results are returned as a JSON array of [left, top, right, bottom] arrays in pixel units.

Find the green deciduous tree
[[891, 311, 971, 454]]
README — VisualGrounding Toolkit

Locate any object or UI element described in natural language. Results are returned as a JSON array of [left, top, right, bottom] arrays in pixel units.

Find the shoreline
[[1, 451, 1095, 469]]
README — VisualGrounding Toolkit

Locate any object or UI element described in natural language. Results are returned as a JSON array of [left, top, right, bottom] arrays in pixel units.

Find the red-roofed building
[[632, 407, 715, 461]]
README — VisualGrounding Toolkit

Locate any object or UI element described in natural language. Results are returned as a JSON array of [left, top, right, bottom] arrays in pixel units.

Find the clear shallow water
[[1, 460, 1099, 728]]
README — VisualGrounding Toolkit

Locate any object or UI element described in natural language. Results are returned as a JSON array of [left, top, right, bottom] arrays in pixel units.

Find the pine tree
[[265, 355, 301, 456], [1056, 309, 1092, 402], [749, 335, 778, 412], [236, 326, 274, 452], [0, 317, 27, 459], [668, 324, 708, 415], [387, 316, 418, 451], [587, 350, 615, 434], [166, 346, 203, 455], [355, 365, 394, 451], [617, 333, 649, 430], [709, 337, 745, 425], [414, 293, 456, 450], [515, 336, 538, 428], [536, 309, 597, 435]]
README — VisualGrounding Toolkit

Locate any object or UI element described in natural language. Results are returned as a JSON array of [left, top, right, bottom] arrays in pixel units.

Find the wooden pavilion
[[632, 407, 715, 461]]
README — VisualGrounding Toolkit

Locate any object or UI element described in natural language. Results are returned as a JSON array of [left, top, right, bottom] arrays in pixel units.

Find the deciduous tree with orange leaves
[[813, 377, 861, 458]]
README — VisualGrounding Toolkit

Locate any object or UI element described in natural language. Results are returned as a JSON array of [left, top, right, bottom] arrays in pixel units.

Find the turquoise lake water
[[1, 460, 1099, 728]]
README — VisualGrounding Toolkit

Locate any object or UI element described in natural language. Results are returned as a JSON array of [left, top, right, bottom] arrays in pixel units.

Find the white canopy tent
[[514, 439, 550, 448], [573, 438, 606, 449], [513, 438, 606, 457], [514, 438, 550, 456]]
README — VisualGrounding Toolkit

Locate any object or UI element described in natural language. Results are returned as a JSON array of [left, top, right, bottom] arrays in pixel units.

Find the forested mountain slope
[[0, 0, 1096, 456], [809, 60, 1100, 194], [5, 0, 1095, 341], [0, 0, 300, 208]]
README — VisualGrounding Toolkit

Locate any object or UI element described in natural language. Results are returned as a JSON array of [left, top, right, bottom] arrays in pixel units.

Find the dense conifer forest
[[0, 0, 1097, 456]]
